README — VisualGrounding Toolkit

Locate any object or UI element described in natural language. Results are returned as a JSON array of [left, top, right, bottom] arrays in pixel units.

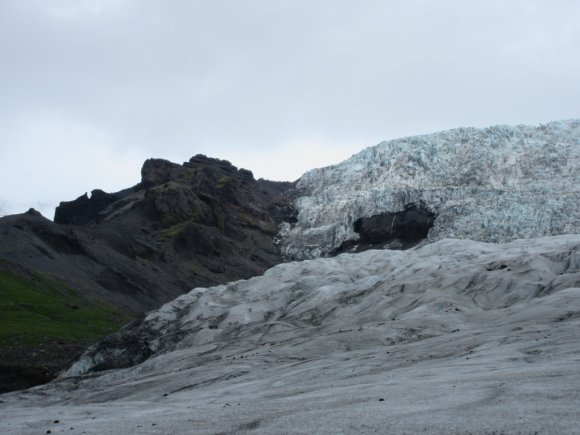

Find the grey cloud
[[0, 0, 579, 217], [0, 198, 7, 217]]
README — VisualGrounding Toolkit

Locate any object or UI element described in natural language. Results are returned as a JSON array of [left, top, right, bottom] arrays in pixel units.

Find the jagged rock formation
[[1, 154, 295, 314], [1, 235, 579, 434], [281, 120, 580, 259], [53, 189, 122, 225], [0, 155, 295, 392]]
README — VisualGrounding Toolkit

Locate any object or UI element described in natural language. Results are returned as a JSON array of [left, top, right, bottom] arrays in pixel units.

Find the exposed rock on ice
[[333, 203, 436, 253], [2, 235, 579, 434], [281, 120, 580, 259]]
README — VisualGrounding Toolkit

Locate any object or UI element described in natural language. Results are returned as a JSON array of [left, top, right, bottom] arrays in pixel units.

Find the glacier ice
[[2, 235, 580, 434], [281, 120, 580, 259]]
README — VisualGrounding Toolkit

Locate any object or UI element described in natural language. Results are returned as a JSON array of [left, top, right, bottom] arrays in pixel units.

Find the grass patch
[[161, 204, 204, 237], [216, 175, 233, 189], [0, 265, 127, 349], [162, 219, 196, 238]]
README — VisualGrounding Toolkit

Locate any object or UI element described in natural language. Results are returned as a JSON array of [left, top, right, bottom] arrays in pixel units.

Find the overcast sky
[[1, 0, 579, 219]]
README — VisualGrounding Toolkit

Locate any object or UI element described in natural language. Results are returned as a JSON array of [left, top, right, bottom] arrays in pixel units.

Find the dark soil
[[0, 342, 87, 394]]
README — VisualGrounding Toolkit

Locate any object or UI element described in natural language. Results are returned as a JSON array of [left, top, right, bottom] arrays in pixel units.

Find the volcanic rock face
[[1, 235, 579, 434], [0, 155, 296, 315], [53, 189, 123, 225], [0, 155, 295, 392], [281, 120, 580, 259]]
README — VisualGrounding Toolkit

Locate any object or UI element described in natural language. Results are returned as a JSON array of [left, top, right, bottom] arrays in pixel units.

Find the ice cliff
[[280, 120, 580, 259]]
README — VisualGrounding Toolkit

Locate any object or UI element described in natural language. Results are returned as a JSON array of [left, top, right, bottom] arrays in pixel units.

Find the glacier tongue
[[2, 235, 580, 434], [63, 235, 580, 378], [282, 120, 580, 259]]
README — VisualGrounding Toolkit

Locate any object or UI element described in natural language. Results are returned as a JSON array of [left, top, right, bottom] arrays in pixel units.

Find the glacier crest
[[281, 120, 580, 259]]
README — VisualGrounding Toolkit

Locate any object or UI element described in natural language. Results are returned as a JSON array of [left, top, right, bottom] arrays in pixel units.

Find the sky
[[1, 0, 579, 219]]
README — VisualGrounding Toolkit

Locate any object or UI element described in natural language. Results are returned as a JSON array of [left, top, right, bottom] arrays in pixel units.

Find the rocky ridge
[[281, 120, 580, 259], [0, 154, 295, 392], [1, 154, 296, 315]]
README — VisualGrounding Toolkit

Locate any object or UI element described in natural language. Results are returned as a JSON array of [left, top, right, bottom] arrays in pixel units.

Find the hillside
[[0, 154, 296, 391], [0, 260, 126, 393]]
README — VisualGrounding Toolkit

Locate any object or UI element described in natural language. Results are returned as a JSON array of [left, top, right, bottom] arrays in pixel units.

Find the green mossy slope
[[0, 260, 129, 393]]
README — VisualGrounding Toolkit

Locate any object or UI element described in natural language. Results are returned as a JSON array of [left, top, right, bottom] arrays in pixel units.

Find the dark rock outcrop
[[54, 189, 125, 226], [332, 204, 436, 254], [353, 204, 435, 246], [0, 154, 296, 392], [6, 154, 296, 314]]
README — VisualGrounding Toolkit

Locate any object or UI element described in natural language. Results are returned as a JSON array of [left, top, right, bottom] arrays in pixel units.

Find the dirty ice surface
[[1, 235, 580, 434]]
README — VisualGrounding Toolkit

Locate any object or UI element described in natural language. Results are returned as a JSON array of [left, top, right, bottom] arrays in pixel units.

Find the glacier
[[1, 235, 579, 434], [1, 120, 580, 434], [281, 120, 580, 259]]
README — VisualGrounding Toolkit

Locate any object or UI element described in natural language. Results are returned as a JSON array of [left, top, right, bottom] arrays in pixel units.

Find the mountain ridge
[[1, 154, 296, 314], [0, 154, 296, 391]]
